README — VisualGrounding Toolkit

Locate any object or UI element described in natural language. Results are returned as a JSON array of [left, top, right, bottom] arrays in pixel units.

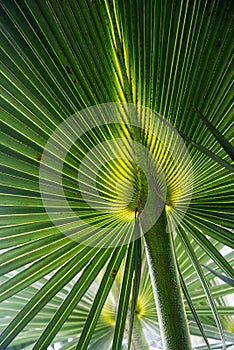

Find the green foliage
[[0, 0, 233, 349]]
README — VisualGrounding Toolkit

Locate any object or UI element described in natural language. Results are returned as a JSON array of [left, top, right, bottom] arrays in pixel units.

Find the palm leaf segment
[[0, 0, 233, 349]]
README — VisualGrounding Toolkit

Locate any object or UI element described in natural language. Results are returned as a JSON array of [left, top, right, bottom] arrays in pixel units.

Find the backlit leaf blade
[[193, 108, 234, 162]]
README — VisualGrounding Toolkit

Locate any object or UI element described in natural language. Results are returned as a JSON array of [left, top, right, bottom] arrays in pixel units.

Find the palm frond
[[0, 0, 233, 349]]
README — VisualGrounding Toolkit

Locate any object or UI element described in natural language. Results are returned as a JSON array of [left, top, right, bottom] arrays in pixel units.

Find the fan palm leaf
[[0, 0, 233, 349]]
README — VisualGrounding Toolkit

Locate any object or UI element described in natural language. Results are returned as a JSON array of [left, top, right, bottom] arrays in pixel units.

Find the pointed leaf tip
[[203, 265, 234, 288]]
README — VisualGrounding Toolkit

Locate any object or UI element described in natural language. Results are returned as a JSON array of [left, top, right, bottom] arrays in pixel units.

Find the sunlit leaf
[[0, 0, 233, 349]]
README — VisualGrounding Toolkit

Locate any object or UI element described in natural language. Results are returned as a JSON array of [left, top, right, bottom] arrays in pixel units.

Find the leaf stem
[[143, 205, 192, 350]]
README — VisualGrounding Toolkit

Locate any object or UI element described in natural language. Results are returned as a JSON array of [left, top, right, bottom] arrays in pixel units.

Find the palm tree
[[0, 0, 233, 349]]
